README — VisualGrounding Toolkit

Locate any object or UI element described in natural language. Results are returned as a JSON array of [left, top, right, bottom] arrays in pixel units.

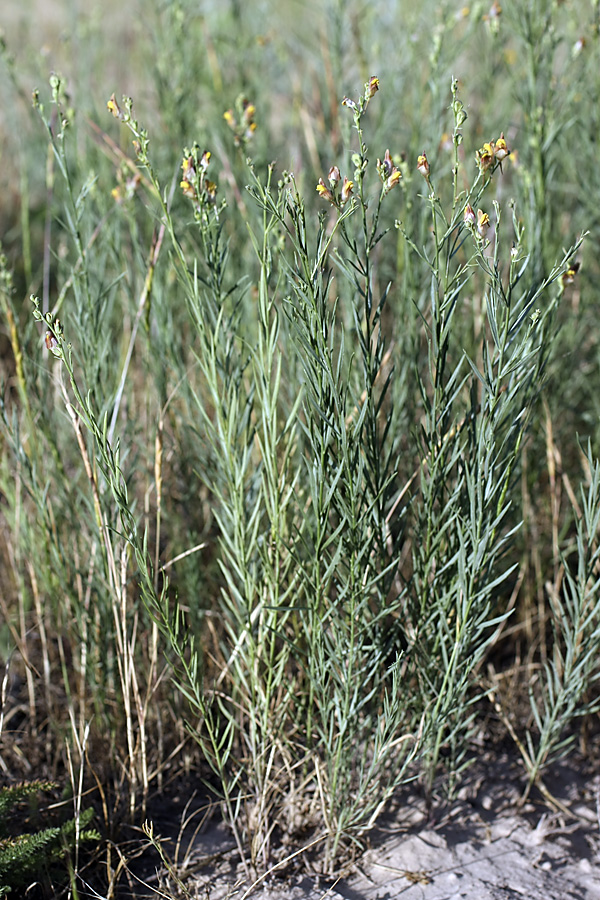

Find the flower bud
[[45, 331, 58, 351], [378, 149, 394, 179], [328, 165, 341, 187]]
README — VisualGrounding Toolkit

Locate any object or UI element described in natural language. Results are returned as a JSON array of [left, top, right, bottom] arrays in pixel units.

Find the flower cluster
[[485, 0, 502, 34], [476, 133, 510, 174], [377, 149, 402, 194], [180, 146, 217, 210], [106, 93, 150, 163], [342, 76, 379, 114], [316, 165, 354, 208], [224, 97, 257, 147]]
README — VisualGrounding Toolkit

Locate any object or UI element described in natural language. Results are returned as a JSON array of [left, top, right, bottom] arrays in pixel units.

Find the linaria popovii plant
[[1, 0, 598, 890]]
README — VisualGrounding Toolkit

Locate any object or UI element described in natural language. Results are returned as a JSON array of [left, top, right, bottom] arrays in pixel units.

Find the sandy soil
[[125, 750, 600, 900]]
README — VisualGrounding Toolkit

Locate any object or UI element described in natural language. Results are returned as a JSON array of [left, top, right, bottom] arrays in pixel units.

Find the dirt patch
[[122, 751, 600, 899]]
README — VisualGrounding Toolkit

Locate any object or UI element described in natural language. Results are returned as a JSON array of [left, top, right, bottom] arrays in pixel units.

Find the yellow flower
[[477, 142, 495, 172], [494, 133, 510, 161], [204, 180, 218, 203], [477, 208, 490, 237], [107, 93, 123, 120], [562, 261, 580, 286], [417, 152, 430, 179], [340, 176, 354, 205], [316, 178, 335, 204], [181, 155, 196, 181], [365, 76, 379, 100], [377, 149, 401, 193], [180, 179, 196, 200], [242, 101, 257, 140], [386, 169, 402, 191]]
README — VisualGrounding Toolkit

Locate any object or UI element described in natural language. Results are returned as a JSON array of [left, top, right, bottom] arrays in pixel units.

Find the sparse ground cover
[[1, 0, 600, 897]]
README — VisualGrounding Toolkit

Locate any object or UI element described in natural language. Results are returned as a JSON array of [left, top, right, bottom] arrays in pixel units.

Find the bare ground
[[121, 749, 600, 900]]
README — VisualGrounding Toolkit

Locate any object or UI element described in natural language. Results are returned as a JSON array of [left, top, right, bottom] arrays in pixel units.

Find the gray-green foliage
[[1, 0, 599, 886], [524, 444, 600, 789]]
